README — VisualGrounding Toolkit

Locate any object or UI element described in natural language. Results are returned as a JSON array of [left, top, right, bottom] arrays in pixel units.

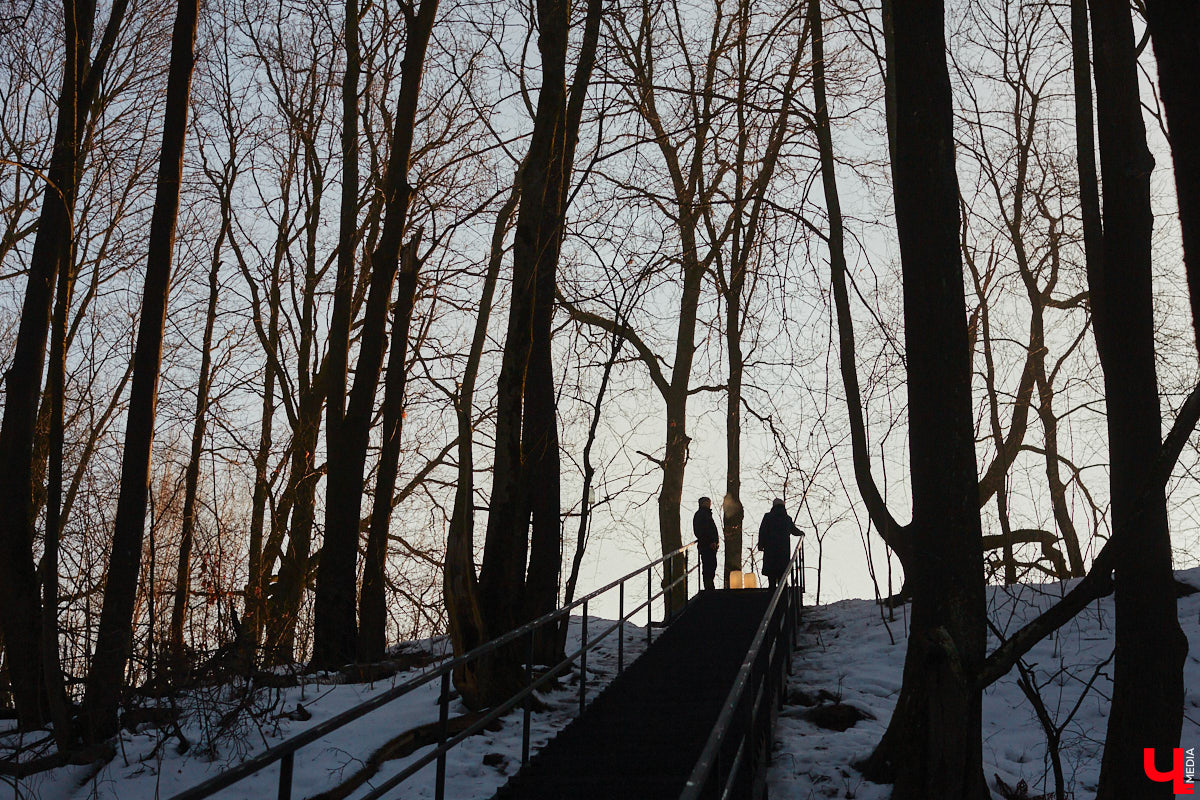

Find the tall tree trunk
[[42, 211, 79, 747], [1142, 0, 1200, 349], [1088, 0, 1188, 795], [809, 0, 911, 577], [857, 0, 987, 795], [522, 11, 608, 627], [265, 389, 323, 665], [168, 207, 225, 672], [326, 0, 361, 451], [82, 0, 200, 741], [313, 0, 439, 670], [358, 238, 421, 663], [444, 167, 519, 706], [478, 0, 603, 693], [0, 0, 98, 731], [316, 0, 360, 655], [721, 7, 748, 589], [243, 328, 276, 663]]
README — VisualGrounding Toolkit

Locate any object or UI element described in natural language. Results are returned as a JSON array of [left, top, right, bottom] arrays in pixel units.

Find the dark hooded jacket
[[757, 506, 800, 578]]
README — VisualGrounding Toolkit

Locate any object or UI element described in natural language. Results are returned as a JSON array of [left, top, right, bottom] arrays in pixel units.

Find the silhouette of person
[[757, 498, 801, 588], [693, 496, 720, 591]]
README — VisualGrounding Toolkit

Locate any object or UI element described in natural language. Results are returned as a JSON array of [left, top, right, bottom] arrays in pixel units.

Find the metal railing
[[679, 539, 804, 800], [169, 542, 699, 800]]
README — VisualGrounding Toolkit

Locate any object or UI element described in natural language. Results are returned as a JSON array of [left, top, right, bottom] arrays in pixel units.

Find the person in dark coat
[[693, 496, 720, 591], [757, 498, 801, 588]]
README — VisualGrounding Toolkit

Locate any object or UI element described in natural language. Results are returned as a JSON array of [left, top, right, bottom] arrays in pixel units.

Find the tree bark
[[1088, 0, 1188, 795], [326, 0, 362, 458], [82, 0, 200, 741], [243, 296, 278, 663]]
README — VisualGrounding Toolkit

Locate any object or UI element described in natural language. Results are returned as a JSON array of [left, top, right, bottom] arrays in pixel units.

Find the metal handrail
[[169, 541, 699, 800], [679, 538, 804, 800]]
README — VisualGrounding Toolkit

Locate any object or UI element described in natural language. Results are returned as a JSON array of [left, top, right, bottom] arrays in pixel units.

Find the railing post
[[664, 555, 673, 619], [523, 630, 533, 765], [785, 587, 795, 677], [580, 599, 589, 715], [277, 751, 294, 800], [436, 671, 450, 800], [618, 581, 625, 673], [647, 566, 653, 646]]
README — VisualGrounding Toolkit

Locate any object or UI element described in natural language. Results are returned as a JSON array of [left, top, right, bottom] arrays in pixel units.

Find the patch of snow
[[766, 566, 1200, 799]]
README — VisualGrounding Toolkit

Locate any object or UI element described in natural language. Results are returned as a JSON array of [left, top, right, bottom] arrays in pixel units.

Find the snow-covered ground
[[768, 566, 1200, 799], [6, 569, 1198, 800], [3, 615, 660, 800]]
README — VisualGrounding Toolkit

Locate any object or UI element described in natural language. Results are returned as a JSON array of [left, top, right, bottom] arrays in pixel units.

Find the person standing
[[757, 498, 801, 588], [693, 496, 720, 591]]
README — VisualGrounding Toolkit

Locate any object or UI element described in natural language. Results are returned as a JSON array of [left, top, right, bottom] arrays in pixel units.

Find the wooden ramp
[[491, 589, 775, 800]]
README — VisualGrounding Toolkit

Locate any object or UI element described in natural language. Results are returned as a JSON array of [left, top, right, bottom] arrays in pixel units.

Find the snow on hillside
[[6, 570, 1198, 800], [5, 615, 658, 800], [768, 566, 1200, 799]]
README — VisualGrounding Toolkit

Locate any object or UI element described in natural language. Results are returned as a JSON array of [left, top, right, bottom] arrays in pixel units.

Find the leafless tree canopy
[[0, 0, 1196, 792]]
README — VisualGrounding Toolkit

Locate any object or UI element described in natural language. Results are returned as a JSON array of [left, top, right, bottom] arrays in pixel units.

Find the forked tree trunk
[[716, 3, 804, 587], [314, 0, 439, 670], [82, 0, 201, 741], [1088, 0, 1188, 795], [477, 0, 602, 695], [444, 167, 519, 707]]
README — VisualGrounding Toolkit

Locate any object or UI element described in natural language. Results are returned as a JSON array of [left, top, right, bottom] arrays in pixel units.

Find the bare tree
[[475, 0, 604, 678], [313, 0, 440, 669], [0, 0, 129, 731], [1087, 0, 1187, 794], [822, 0, 988, 794], [82, 0, 201, 741]]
